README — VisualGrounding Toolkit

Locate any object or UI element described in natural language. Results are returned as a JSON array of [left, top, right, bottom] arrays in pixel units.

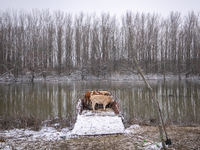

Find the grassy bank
[[0, 114, 75, 131]]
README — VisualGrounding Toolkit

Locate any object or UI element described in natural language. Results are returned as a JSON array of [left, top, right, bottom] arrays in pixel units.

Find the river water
[[0, 80, 199, 127]]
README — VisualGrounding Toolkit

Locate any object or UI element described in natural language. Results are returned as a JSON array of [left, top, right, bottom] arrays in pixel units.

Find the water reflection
[[0, 80, 199, 126]]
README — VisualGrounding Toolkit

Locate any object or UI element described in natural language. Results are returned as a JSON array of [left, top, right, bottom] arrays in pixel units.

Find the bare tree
[[55, 10, 64, 75], [90, 15, 101, 77], [65, 14, 73, 74], [0, 10, 200, 80], [74, 12, 84, 68]]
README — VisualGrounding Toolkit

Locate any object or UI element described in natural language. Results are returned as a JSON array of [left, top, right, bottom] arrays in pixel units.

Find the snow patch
[[124, 124, 140, 134], [0, 126, 71, 142], [145, 142, 162, 150], [129, 124, 140, 129], [0, 127, 72, 150]]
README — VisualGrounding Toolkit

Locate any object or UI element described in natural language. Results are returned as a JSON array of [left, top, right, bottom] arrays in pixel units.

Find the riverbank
[[0, 73, 200, 83], [0, 125, 199, 149]]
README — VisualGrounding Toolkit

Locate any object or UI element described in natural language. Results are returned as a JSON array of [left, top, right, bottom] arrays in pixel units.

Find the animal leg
[[103, 104, 106, 110], [92, 102, 96, 111]]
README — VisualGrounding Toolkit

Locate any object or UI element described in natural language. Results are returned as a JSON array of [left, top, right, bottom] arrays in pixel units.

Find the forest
[[0, 9, 200, 81]]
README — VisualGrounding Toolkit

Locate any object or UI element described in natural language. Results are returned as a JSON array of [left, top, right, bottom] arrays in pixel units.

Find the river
[[0, 80, 199, 127]]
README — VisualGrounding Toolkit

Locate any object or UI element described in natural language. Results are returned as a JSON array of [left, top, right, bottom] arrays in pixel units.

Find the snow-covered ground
[[0, 126, 70, 142], [0, 124, 165, 150], [0, 126, 70, 149], [0, 124, 164, 150], [0, 110, 166, 150]]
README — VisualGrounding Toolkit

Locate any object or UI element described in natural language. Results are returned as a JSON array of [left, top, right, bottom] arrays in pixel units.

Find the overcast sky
[[0, 0, 200, 17]]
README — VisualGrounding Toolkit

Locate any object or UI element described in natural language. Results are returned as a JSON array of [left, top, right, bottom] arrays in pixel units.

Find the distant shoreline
[[0, 73, 199, 83]]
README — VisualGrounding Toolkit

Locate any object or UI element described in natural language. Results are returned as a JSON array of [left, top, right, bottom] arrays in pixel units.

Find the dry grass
[[0, 114, 75, 131], [0, 125, 199, 149], [165, 126, 200, 150], [0, 114, 41, 131], [0, 113, 199, 149], [56, 125, 200, 150]]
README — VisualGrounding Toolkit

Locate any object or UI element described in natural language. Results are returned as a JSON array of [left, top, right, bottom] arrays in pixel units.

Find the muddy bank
[[0, 125, 199, 150]]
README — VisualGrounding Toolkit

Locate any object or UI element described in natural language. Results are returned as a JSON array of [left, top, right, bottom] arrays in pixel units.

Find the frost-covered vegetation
[[0, 123, 199, 149], [0, 10, 200, 82]]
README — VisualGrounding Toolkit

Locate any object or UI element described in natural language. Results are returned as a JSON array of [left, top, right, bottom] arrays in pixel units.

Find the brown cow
[[90, 95, 114, 110], [84, 91, 102, 105], [83, 91, 111, 108], [99, 91, 110, 96]]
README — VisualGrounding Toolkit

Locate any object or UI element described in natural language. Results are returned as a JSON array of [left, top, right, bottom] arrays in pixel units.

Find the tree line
[[0, 9, 200, 80]]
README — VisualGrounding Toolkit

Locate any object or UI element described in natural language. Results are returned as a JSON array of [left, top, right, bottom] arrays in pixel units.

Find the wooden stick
[[131, 51, 166, 149], [127, 26, 165, 149]]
